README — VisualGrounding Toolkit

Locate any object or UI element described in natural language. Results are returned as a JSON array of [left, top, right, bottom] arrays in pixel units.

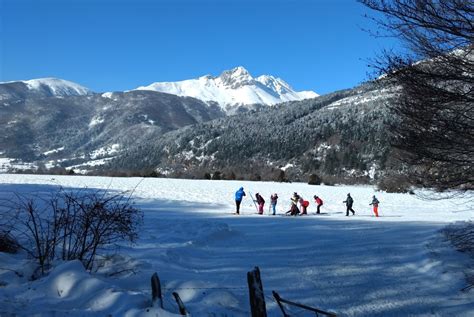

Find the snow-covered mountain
[[0, 72, 402, 180], [134, 66, 318, 111], [0, 78, 91, 99], [24, 78, 92, 96]]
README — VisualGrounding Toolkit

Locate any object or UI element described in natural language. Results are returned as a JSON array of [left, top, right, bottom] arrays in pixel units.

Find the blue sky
[[1, 0, 400, 95]]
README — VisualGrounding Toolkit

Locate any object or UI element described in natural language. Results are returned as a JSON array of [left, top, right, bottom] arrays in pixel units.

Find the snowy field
[[0, 174, 473, 316]]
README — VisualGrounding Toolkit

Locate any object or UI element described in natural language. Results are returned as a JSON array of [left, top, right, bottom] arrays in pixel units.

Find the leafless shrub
[[0, 231, 20, 254], [444, 221, 474, 255], [308, 174, 322, 185], [4, 188, 143, 276], [444, 221, 474, 291], [377, 174, 412, 193]]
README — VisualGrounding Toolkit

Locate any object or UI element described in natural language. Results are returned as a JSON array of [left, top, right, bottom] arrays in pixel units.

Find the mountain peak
[[224, 66, 251, 77], [135, 67, 318, 111], [217, 66, 253, 88]]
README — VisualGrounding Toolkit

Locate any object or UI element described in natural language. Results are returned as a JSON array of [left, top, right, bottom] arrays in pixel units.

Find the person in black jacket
[[343, 193, 355, 216]]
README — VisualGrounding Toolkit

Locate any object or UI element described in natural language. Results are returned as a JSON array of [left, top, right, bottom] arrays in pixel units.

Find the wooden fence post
[[247, 266, 267, 317], [272, 291, 290, 317], [172, 292, 188, 315], [272, 290, 337, 317], [151, 272, 163, 309]]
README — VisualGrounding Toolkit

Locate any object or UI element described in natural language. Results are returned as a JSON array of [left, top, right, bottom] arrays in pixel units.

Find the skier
[[255, 193, 265, 215], [286, 192, 300, 216], [343, 193, 355, 216], [369, 195, 380, 217], [313, 195, 323, 214], [234, 187, 246, 214], [299, 197, 309, 215], [270, 193, 278, 215]]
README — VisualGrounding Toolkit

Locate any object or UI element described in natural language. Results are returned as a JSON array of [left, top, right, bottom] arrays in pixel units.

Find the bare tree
[[360, 0, 474, 191]]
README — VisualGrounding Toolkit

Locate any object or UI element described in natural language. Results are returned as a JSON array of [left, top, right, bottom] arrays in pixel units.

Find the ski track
[[0, 174, 473, 316]]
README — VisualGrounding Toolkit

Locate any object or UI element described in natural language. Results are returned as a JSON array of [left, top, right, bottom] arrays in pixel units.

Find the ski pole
[[248, 191, 259, 212]]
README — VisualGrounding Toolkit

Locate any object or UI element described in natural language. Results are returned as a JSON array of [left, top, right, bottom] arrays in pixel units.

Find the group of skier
[[234, 187, 380, 217]]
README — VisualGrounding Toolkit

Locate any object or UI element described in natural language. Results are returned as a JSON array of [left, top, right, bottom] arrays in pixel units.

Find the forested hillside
[[108, 81, 400, 183], [0, 89, 224, 169]]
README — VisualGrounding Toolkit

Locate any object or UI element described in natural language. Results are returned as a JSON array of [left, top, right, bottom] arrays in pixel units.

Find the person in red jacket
[[313, 195, 323, 214], [299, 197, 309, 215]]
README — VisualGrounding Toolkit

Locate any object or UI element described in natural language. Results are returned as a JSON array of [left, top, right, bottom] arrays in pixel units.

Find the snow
[[280, 163, 294, 171], [179, 150, 195, 161], [0, 158, 14, 172], [134, 66, 318, 111], [8, 78, 92, 96], [0, 158, 36, 172], [43, 147, 65, 156], [139, 114, 155, 125], [326, 89, 398, 110], [90, 144, 120, 159], [101, 92, 115, 99], [89, 116, 105, 128], [368, 163, 377, 180], [0, 174, 473, 316], [67, 157, 114, 171]]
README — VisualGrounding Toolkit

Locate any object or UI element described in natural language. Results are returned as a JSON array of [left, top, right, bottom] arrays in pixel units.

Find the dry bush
[[4, 188, 143, 276], [0, 231, 20, 254], [444, 222, 474, 255], [308, 174, 322, 185], [444, 221, 474, 291], [377, 174, 412, 193]]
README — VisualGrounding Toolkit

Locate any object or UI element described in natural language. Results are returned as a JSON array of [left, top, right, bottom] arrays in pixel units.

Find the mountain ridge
[[0, 78, 92, 98], [134, 66, 318, 112], [0, 70, 400, 183], [1, 67, 317, 114]]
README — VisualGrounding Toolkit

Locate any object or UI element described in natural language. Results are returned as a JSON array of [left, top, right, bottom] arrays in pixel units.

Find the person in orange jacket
[[313, 195, 323, 214], [369, 195, 380, 217]]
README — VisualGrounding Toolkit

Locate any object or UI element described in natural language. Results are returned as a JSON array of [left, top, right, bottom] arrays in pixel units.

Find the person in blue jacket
[[235, 187, 246, 214]]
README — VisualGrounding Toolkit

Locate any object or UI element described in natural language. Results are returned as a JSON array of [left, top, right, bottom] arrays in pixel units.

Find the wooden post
[[272, 291, 290, 317], [247, 266, 267, 317], [151, 272, 163, 309], [172, 292, 188, 315], [272, 290, 337, 317]]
